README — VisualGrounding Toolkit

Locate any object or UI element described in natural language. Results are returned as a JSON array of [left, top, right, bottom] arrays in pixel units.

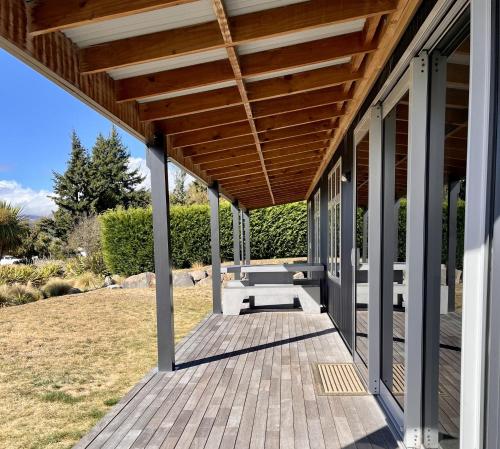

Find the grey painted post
[[208, 182, 222, 314], [231, 201, 241, 279], [368, 104, 383, 395], [146, 135, 175, 372], [423, 52, 447, 449], [362, 211, 368, 263], [243, 209, 251, 264], [446, 180, 459, 313], [404, 52, 429, 448], [381, 108, 396, 390], [239, 209, 244, 264]]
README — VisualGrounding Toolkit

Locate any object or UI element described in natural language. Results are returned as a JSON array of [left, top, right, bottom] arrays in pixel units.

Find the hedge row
[[100, 202, 307, 275], [356, 198, 465, 269]]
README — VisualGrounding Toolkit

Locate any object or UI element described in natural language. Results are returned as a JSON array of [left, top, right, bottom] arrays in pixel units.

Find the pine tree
[[170, 170, 187, 205], [52, 131, 92, 218], [89, 126, 149, 213]]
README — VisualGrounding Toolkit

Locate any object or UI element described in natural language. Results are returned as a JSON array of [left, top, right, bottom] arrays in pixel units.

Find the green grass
[[0, 286, 212, 449]]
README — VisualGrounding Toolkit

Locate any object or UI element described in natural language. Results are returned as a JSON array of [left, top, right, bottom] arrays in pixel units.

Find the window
[[313, 189, 321, 263], [328, 160, 342, 277]]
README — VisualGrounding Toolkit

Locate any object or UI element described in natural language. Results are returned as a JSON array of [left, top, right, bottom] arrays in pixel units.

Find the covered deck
[[74, 311, 398, 449]]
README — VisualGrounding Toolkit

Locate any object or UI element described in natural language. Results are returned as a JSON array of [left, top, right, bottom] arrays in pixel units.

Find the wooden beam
[[246, 64, 362, 101], [171, 121, 253, 148], [162, 106, 248, 134], [139, 64, 360, 122], [240, 32, 377, 78], [181, 136, 255, 157], [191, 145, 258, 164], [139, 86, 242, 121], [261, 132, 329, 151], [29, 0, 197, 35], [229, 0, 397, 43], [79, 21, 224, 74], [199, 154, 261, 171], [211, 0, 274, 203], [259, 121, 336, 142], [264, 142, 326, 160], [256, 105, 344, 132], [252, 86, 352, 118], [117, 60, 235, 102], [266, 157, 322, 171]]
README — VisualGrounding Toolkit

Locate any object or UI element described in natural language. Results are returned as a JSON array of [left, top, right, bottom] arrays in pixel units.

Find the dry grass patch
[[0, 286, 212, 449]]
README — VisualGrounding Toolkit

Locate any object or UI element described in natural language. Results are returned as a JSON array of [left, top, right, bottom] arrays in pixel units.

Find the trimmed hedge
[[101, 202, 307, 275], [356, 198, 465, 270]]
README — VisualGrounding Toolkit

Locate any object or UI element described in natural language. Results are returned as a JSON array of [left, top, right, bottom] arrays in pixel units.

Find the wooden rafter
[[211, 0, 274, 204], [29, 0, 198, 35]]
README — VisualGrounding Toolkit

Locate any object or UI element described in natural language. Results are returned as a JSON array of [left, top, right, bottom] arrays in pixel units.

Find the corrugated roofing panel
[[137, 80, 238, 103], [108, 48, 228, 80], [63, 0, 215, 48], [238, 19, 365, 55], [244, 57, 351, 82], [225, 0, 308, 16]]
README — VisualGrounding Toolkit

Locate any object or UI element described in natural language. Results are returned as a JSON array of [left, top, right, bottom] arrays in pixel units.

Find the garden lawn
[[0, 286, 212, 449]]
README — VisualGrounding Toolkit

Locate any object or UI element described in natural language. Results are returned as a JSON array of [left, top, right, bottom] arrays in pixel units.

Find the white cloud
[[0, 180, 56, 217]]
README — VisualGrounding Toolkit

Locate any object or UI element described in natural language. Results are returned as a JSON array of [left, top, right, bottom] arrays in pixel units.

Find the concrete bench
[[222, 281, 321, 315]]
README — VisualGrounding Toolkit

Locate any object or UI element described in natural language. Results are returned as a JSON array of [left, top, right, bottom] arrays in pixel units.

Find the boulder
[[190, 270, 208, 282], [103, 275, 115, 287], [196, 276, 213, 287], [173, 272, 195, 287], [122, 272, 156, 289], [293, 272, 305, 279]]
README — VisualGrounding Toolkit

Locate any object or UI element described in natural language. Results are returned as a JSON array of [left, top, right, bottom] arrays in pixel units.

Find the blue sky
[[0, 49, 189, 216]]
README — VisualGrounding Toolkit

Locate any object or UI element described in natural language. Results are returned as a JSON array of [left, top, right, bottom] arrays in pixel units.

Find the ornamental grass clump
[[41, 279, 74, 298], [72, 272, 103, 292], [0, 283, 43, 307]]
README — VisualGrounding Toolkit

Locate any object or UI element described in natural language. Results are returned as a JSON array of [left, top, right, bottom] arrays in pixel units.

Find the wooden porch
[[74, 311, 398, 449]]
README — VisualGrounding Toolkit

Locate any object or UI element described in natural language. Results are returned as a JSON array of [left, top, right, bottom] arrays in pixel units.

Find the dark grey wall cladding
[[310, 0, 438, 349]]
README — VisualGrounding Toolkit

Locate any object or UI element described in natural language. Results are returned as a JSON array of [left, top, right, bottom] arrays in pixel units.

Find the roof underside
[[1, 0, 422, 209]]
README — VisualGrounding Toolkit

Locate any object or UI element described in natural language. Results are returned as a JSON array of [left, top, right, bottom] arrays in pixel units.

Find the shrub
[[100, 202, 308, 275], [0, 261, 64, 287], [72, 272, 103, 291], [65, 253, 108, 276], [0, 283, 43, 307], [42, 279, 74, 298]]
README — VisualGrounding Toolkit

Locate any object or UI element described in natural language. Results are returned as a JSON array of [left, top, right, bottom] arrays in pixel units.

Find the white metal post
[[368, 104, 383, 395], [404, 52, 429, 448]]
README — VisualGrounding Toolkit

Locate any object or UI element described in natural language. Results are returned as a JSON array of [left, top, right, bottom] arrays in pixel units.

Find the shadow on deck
[[74, 311, 399, 449]]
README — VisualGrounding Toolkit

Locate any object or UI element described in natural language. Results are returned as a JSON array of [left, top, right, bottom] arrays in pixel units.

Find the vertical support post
[[404, 52, 429, 448], [461, 0, 495, 446], [208, 182, 222, 314], [422, 52, 447, 449], [381, 108, 396, 390], [243, 209, 251, 265], [239, 209, 244, 263], [362, 210, 368, 263], [394, 199, 401, 261], [368, 104, 383, 395], [146, 134, 175, 372], [446, 180, 460, 313], [231, 201, 241, 280]]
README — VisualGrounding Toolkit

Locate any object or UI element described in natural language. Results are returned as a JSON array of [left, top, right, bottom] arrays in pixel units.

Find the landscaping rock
[[107, 284, 122, 289], [103, 275, 115, 287], [293, 272, 305, 279], [173, 272, 195, 287], [122, 272, 156, 289], [196, 276, 213, 287], [190, 270, 208, 282]]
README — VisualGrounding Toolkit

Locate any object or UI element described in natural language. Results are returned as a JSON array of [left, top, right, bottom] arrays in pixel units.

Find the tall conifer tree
[[52, 131, 92, 218]]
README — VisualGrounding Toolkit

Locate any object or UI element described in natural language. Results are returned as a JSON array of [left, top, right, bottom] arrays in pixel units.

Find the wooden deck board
[[76, 311, 400, 449]]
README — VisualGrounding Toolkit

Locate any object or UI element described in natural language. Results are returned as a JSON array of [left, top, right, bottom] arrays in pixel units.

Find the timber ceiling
[[5, 0, 422, 209], [355, 38, 470, 208]]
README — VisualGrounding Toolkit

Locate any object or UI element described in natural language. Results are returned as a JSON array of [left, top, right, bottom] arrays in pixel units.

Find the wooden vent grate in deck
[[313, 363, 367, 395], [392, 364, 405, 395]]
